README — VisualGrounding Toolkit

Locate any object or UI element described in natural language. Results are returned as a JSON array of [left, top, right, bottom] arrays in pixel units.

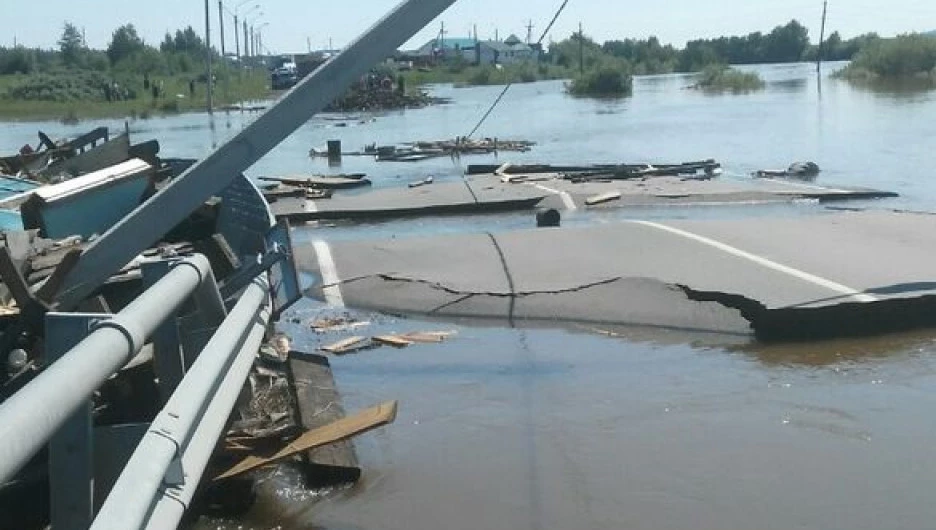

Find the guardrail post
[[141, 261, 185, 404], [46, 312, 109, 530]]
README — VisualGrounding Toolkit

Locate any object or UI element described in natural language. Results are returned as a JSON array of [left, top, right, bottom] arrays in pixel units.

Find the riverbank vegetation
[[398, 19, 887, 99], [835, 33, 936, 86], [0, 22, 271, 121], [690, 65, 765, 93], [403, 19, 880, 89], [568, 62, 633, 97]]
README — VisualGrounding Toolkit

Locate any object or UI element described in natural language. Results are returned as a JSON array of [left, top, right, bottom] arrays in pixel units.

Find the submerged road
[[269, 174, 895, 223], [295, 209, 936, 341]]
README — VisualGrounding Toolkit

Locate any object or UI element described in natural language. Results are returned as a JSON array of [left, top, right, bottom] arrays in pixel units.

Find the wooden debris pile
[[370, 137, 535, 162], [467, 159, 722, 181], [320, 330, 457, 355]]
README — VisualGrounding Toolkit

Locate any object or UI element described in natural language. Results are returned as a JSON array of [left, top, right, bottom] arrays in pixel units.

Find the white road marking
[[312, 241, 345, 307], [303, 199, 318, 213], [533, 184, 577, 210], [633, 220, 879, 302]]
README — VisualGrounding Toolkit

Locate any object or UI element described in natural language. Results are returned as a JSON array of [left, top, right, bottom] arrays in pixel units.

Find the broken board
[[286, 352, 362, 487], [216, 400, 397, 480]]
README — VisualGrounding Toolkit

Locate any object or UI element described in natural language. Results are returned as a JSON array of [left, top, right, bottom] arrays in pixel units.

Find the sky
[[3, 0, 936, 55]]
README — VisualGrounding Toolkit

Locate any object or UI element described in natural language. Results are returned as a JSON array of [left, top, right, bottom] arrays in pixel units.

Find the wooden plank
[[372, 335, 413, 347], [401, 330, 457, 343], [320, 336, 370, 354], [286, 353, 360, 487], [216, 400, 397, 481], [585, 191, 622, 206]]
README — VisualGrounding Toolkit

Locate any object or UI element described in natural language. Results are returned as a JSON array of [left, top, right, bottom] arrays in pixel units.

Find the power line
[[464, 0, 571, 139]]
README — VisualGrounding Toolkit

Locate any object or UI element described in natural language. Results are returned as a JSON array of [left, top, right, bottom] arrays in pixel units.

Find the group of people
[[99, 72, 205, 103]]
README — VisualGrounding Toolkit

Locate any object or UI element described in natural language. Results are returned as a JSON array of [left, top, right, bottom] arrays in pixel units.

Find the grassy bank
[[835, 34, 936, 86], [402, 62, 571, 87], [0, 70, 271, 122], [691, 65, 765, 93]]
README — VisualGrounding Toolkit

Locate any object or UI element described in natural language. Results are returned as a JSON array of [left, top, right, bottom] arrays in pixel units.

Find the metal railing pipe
[[144, 292, 270, 529], [91, 276, 269, 530], [0, 254, 213, 484]]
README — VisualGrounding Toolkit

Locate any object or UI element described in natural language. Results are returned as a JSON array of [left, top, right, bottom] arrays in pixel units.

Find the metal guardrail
[[0, 254, 220, 484], [92, 276, 270, 530], [0, 252, 272, 530]]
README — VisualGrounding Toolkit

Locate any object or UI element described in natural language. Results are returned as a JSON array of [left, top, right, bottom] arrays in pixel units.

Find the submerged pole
[[205, 0, 214, 113], [218, 0, 226, 58], [817, 0, 828, 74]]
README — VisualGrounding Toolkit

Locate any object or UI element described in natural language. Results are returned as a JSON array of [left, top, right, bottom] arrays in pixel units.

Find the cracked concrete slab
[[489, 173, 897, 210], [269, 178, 545, 222], [268, 173, 895, 223], [294, 210, 936, 342]]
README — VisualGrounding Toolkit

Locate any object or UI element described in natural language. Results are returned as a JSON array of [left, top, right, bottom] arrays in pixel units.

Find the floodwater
[[6, 62, 936, 530]]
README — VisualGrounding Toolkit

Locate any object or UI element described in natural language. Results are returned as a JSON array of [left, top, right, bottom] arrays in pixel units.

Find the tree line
[[547, 20, 881, 75], [0, 21, 219, 76]]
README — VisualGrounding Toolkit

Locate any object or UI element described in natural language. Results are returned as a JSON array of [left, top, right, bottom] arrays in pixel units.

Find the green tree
[[764, 20, 810, 62], [0, 47, 33, 75], [107, 24, 145, 66], [59, 22, 85, 67]]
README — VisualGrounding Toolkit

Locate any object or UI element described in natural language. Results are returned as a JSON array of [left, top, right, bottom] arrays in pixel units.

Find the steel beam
[[0, 255, 213, 483], [53, 0, 459, 310]]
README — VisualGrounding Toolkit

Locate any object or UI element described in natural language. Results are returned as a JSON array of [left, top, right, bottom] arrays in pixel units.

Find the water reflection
[[737, 329, 936, 367]]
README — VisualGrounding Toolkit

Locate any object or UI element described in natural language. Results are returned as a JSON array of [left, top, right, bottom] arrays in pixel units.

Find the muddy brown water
[[5, 62, 936, 529]]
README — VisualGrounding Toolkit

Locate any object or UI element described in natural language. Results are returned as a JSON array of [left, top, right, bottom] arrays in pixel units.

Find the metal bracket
[[46, 312, 111, 530], [220, 219, 300, 320]]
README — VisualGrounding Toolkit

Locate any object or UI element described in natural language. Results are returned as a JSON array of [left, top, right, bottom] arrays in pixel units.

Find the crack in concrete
[[310, 267, 936, 343], [678, 284, 936, 342]]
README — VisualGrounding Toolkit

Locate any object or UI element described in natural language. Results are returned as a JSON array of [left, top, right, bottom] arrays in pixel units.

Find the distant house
[[478, 35, 536, 65], [414, 34, 538, 65], [415, 37, 481, 63]]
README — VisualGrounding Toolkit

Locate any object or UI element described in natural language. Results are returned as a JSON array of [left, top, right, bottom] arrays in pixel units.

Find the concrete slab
[[295, 210, 936, 342], [492, 174, 896, 210], [268, 180, 545, 222]]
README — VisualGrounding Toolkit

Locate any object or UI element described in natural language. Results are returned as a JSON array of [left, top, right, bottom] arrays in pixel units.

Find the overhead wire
[[464, 0, 572, 138]]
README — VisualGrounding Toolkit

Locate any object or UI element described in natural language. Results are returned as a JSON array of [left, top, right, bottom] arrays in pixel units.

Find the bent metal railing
[[0, 253, 271, 529], [0, 0, 461, 526]]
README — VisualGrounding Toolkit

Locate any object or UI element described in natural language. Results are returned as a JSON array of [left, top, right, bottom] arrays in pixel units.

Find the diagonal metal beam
[[55, 0, 458, 309]]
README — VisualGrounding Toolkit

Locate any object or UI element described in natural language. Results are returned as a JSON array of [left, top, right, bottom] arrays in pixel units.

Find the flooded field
[[6, 62, 936, 529]]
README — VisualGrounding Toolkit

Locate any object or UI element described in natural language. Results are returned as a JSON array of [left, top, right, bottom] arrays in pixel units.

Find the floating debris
[[310, 316, 372, 333], [215, 400, 398, 480], [467, 159, 722, 181], [259, 174, 371, 190], [320, 336, 371, 354], [408, 176, 434, 188], [372, 335, 414, 347], [585, 191, 623, 206], [753, 161, 820, 180]]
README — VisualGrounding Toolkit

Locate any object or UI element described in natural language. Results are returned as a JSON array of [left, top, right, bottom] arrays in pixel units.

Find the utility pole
[[526, 20, 533, 44], [205, 0, 214, 113], [243, 20, 249, 58], [817, 0, 828, 74], [234, 15, 240, 59], [218, 1, 226, 58], [307, 37, 311, 53], [578, 22, 584, 75]]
